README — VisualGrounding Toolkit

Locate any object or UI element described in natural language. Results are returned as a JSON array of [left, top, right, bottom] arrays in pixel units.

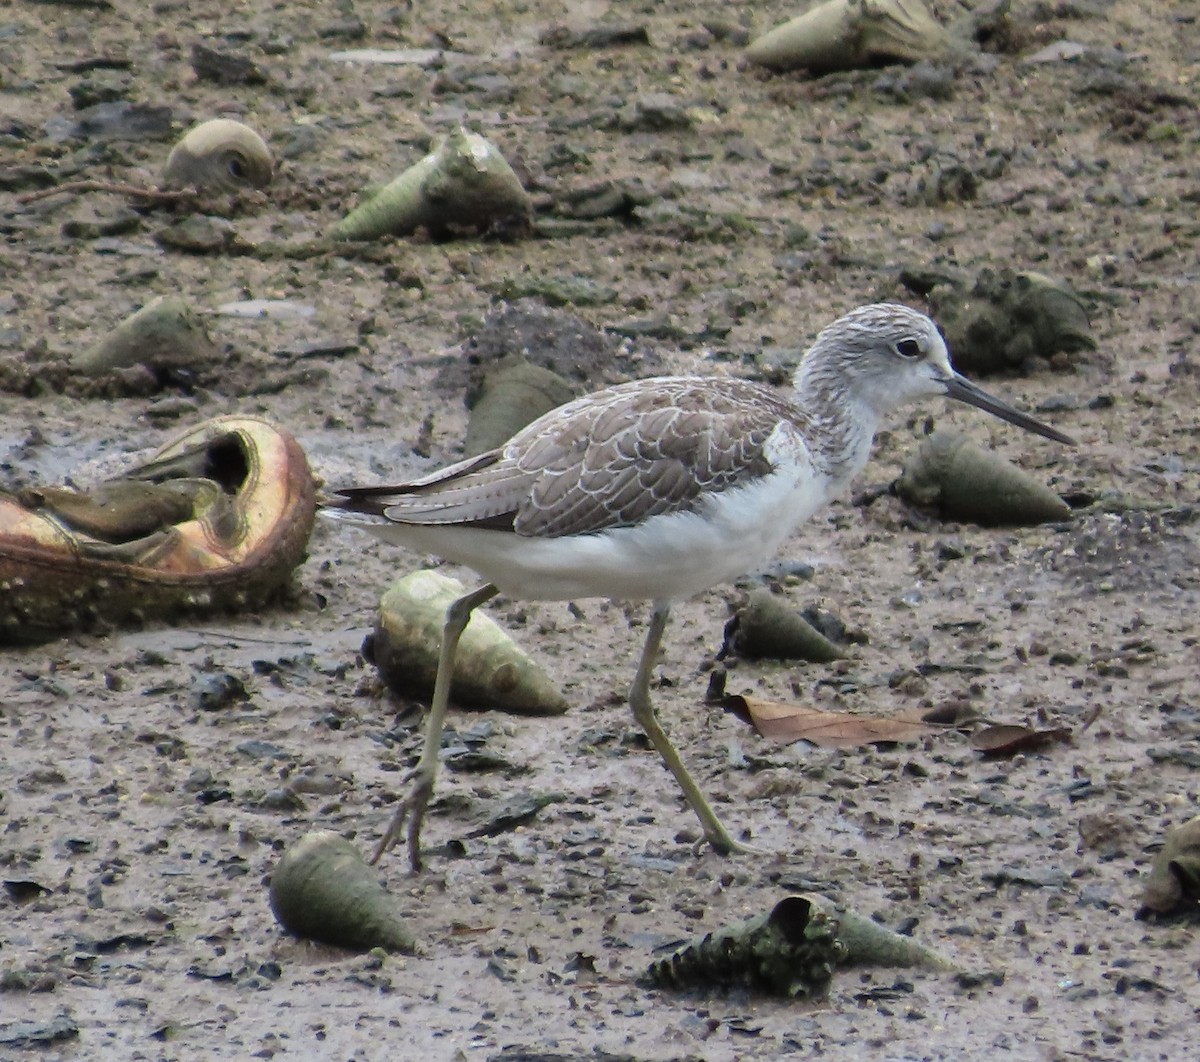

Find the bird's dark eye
[[895, 338, 921, 359]]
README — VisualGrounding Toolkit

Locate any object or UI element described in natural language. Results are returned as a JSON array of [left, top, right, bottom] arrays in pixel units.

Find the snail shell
[[162, 118, 273, 192]]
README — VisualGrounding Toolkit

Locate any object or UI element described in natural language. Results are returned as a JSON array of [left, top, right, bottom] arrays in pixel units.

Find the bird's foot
[[369, 768, 435, 872], [695, 827, 773, 859]]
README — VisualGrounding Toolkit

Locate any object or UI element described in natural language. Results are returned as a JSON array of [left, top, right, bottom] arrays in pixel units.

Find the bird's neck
[[793, 362, 880, 490]]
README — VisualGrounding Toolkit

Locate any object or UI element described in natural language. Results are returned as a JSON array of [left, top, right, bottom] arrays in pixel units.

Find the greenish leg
[[629, 604, 765, 856], [370, 582, 500, 871]]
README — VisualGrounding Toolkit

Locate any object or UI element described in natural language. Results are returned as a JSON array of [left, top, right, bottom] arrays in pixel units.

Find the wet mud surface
[[1, 1, 1198, 1059]]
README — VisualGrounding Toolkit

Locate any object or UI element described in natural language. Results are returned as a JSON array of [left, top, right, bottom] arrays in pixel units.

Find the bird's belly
[[357, 469, 831, 603]]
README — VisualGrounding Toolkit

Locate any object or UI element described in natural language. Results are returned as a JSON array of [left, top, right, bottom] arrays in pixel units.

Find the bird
[[325, 303, 1075, 871]]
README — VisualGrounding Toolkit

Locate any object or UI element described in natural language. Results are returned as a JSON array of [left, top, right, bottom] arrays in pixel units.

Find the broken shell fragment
[[1138, 815, 1200, 917], [72, 294, 221, 376], [746, 0, 950, 74], [161, 118, 274, 192], [369, 570, 568, 715], [464, 359, 576, 457], [896, 431, 1072, 527], [647, 894, 843, 998], [728, 589, 845, 663], [269, 831, 416, 953], [331, 126, 531, 241]]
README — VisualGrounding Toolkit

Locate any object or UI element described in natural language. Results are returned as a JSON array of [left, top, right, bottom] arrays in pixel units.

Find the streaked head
[[799, 303, 1075, 445]]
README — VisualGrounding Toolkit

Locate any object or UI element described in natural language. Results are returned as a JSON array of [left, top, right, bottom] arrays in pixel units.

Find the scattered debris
[[190, 670, 249, 712], [0, 1012, 80, 1049], [327, 48, 448, 67], [970, 724, 1074, 758], [541, 23, 652, 49], [190, 42, 269, 86], [464, 791, 567, 838], [214, 298, 316, 320], [720, 687, 936, 748], [451, 299, 653, 397]]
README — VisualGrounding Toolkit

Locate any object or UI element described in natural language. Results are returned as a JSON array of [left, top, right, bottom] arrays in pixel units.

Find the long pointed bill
[[942, 374, 1076, 446]]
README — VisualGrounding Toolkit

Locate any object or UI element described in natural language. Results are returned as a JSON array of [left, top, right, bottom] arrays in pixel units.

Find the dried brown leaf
[[971, 724, 1073, 758], [723, 695, 935, 748]]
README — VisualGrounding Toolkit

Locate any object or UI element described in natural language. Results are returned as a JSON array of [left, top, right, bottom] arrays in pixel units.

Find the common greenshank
[[327, 303, 1074, 869]]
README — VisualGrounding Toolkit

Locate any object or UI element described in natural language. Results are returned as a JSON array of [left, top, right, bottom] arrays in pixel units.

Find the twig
[[17, 180, 196, 205]]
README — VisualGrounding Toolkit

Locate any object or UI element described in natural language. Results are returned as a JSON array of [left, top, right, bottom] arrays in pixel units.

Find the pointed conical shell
[[731, 590, 845, 662], [371, 570, 568, 715], [162, 118, 273, 192], [746, 0, 950, 74], [464, 359, 575, 457], [802, 893, 958, 970], [896, 431, 1071, 526], [331, 126, 530, 241], [73, 294, 221, 375], [269, 831, 416, 953], [647, 895, 843, 998]]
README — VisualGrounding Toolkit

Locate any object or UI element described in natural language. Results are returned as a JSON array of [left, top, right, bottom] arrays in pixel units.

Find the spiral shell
[[369, 570, 568, 716], [746, 0, 949, 73], [896, 431, 1072, 526], [331, 126, 530, 241], [162, 118, 273, 192]]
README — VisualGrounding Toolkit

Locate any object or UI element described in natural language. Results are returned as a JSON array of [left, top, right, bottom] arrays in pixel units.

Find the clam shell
[[162, 118, 273, 192]]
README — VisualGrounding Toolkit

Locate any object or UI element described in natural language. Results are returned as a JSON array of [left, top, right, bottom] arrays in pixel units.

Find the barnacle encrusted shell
[[162, 118, 274, 192]]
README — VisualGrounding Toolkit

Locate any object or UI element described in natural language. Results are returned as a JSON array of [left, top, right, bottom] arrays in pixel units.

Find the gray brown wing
[[331, 376, 803, 538], [328, 449, 534, 530]]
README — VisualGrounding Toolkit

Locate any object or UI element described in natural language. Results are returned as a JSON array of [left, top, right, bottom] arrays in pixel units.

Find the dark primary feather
[[330, 376, 807, 539]]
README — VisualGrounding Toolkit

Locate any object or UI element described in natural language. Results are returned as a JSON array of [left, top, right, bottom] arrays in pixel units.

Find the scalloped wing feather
[[331, 376, 810, 538]]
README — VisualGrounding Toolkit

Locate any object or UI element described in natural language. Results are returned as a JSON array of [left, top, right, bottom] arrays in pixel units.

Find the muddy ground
[[1, 0, 1198, 1059]]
